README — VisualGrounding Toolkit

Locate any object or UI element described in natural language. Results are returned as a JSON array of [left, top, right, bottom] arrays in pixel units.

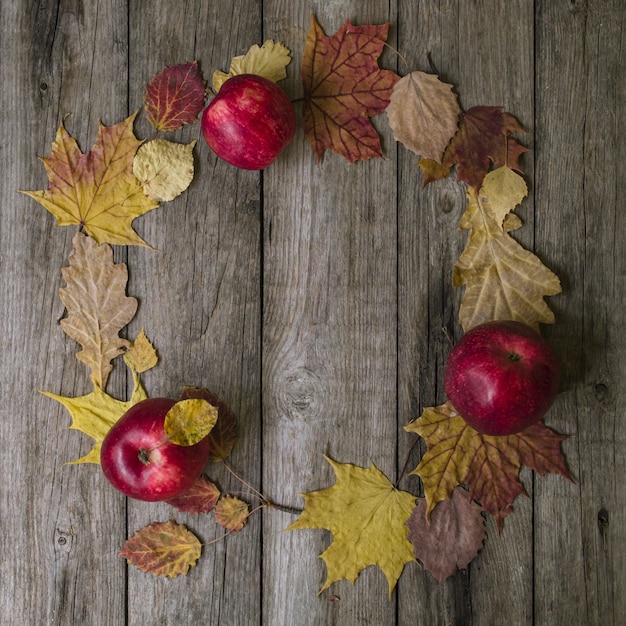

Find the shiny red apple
[[201, 74, 296, 170], [443, 320, 560, 436], [100, 397, 211, 502]]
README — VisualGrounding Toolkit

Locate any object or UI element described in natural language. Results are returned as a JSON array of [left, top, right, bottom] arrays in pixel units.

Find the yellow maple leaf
[[133, 139, 196, 202], [42, 368, 147, 464], [60, 232, 137, 389], [21, 111, 159, 247], [212, 40, 291, 92], [453, 186, 561, 331], [287, 456, 416, 596]]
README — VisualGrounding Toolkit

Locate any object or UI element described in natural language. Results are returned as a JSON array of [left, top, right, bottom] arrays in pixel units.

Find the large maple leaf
[[288, 456, 416, 595], [454, 182, 561, 331], [301, 16, 400, 163], [21, 112, 158, 247], [405, 403, 573, 531], [419, 106, 528, 190]]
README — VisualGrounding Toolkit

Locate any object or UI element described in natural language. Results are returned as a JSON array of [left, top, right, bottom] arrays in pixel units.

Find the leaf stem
[[395, 433, 422, 489]]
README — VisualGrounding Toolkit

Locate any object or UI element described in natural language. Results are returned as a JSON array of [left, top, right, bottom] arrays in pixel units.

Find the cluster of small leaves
[[22, 13, 572, 591]]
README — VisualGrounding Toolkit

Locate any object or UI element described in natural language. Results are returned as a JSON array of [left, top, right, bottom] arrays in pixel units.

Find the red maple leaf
[[144, 61, 206, 132], [301, 16, 400, 163]]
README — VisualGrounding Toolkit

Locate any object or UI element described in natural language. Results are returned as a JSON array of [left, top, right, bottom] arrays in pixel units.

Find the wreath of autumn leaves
[[22, 16, 571, 590]]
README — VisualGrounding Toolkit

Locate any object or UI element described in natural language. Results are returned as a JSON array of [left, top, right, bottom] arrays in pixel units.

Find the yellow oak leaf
[[120, 520, 202, 578], [59, 232, 137, 389], [42, 368, 147, 464], [214, 495, 250, 532], [164, 399, 218, 447], [212, 40, 291, 92], [287, 456, 416, 596], [133, 139, 196, 202], [479, 165, 528, 229], [21, 111, 159, 247], [453, 187, 561, 331], [124, 329, 158, 374]]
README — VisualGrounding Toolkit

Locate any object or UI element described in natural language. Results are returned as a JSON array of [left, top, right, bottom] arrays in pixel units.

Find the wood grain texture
[[1, 1, 624, 624]]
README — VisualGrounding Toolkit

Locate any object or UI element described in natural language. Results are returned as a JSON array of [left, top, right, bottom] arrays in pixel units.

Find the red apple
[[100, 397, 211, 502], [201, 74, 296, 170], [443, 320, 560, 436]]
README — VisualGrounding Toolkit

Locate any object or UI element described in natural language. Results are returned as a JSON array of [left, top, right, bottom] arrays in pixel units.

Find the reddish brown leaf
[[179, 386, 238, 461], [120, 520, 201, 578], [405, 402, 573, 531], [407, 487, 486, 582], [419, 106, 528, 190], [301, 16, 400, 163], [166, 475, 221, 514], [144, 61, 206, 132], [215, 495, 249, 532]]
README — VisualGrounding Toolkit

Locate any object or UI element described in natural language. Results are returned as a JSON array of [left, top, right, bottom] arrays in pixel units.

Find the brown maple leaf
[[405, 402, 572, 531], [166, 475, 221, 514], [406, 487, 486, 582], [419, 106, 528, 190], [301, 16, 400, 163], [144, 61, 206, 132]]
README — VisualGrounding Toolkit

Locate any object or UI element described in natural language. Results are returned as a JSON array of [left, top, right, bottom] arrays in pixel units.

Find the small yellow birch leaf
[[42, 369, 147, 464], [212, 40, 291, 92], [124, 329, 158, 374], [287, 456, 416, 596], [133, 139, 196, 202], [479, 166, 528, 229], [164, 399, 218, 447], [214, 495, 250, 532]]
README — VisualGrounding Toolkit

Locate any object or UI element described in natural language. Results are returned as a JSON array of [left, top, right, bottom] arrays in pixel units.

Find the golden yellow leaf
[[124, 329, 158, 374], [21, 112, 159, 247], [287, 456, 416, 596], [59, 232, 137, 389], [214, 495, 250, 532], [479, 165, 528, 229], [42, 368, 147, 464], [120, 520, 202, 578], [164, 399, 218, 447], [133, 139, 196, 202], [453, 187, 561, 331], [212, 40, 291, 92]]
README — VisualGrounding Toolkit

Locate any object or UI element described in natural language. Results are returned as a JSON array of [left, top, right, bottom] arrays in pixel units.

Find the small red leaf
[[166, 475, 221, 514]]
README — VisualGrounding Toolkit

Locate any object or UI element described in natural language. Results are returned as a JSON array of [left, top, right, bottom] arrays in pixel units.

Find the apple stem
[[138, 448, 151, 465]]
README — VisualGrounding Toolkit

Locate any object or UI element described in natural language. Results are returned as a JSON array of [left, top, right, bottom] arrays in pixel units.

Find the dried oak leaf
[[42, 368, 147, 464], [287, 456, 416, 596], [302, 16, 400, 163], [21, 112, 158, 247], [166, 475, 221, 514], [215, 495, 250, 532], [124, 329, 158, 374], [59, 232, 137, 388], [164, 399, 218, 447], [179, 386, 238, 462], [454, 185, 561, 331], [407, 487, 486, 583], [405, 402, 572, 531], [120, 520, 202, 579], [212, 40, 291, 92], [387, 71, 461, 162], [144, 61, 206, 132], [133, 139, 196, 202], [419, 106, 528, 190]]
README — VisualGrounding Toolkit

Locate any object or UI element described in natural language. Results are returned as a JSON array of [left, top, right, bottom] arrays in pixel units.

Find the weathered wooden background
[[1, 0, 624, 624]]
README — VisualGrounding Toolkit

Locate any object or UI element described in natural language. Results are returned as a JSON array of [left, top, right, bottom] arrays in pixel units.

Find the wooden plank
[[124, 1, 264, 624], [260, 2, 399, 623], [535, 1, 626, 623], [0, 2, 129, 624]]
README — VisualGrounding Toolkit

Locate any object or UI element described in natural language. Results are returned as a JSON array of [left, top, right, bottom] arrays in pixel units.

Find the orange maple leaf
[[301, 15, 400, 163], [419, 106, 528, 190], [405, 402, 573, 531]]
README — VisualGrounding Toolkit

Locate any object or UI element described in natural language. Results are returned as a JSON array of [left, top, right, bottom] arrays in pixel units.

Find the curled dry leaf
[[21, 112, 159, 247], [144, 61, 206, 132], [133, 139, 196, 202], [212, 40, 292, 92], [164, 399, 218, 447], [287, 456, 416, 596], [387, 71, 461, 162], [59, 232, 137, 389], [166, 475, 221, 514], [406, 487, 486, 583], [215, 495, 250, 532], [120, 520, 202, 579]]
